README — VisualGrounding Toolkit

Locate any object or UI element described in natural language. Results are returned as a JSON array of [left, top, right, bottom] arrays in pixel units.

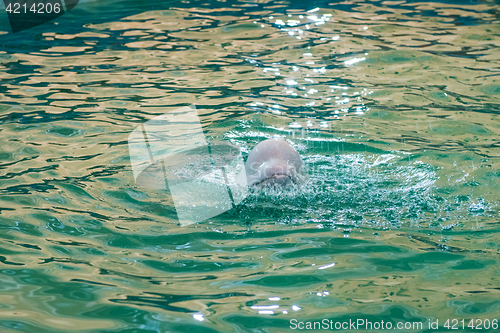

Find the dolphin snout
[[247, 161, 297, 186]]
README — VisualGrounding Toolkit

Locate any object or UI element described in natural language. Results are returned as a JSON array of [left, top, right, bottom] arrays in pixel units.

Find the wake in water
[[228, 150, 440, 227]]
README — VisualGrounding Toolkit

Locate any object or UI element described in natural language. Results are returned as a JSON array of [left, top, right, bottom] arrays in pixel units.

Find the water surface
[[0, 0, 499, 332]]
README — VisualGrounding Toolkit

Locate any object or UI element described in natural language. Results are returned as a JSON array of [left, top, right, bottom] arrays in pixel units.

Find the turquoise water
[[0, 0, 500, 332]]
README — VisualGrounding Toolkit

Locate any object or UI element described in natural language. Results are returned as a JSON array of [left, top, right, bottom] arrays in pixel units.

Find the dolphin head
[[245, 138, 305, 188]]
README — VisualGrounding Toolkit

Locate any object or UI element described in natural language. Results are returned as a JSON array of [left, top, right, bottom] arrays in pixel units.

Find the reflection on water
[[0, 0, 499, 331]]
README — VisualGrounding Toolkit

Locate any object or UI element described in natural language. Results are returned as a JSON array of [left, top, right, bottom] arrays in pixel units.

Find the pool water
[[0, 0, 499, 332]]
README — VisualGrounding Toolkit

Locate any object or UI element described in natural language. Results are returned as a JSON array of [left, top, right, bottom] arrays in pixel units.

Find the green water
[[0, 0, 499, 332]]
